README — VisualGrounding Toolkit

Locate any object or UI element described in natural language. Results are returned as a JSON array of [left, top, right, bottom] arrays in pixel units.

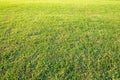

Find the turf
[[0, 0, 120, 80]]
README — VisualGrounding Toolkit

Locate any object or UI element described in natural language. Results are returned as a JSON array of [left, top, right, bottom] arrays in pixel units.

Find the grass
[[0, 0, 120, 79]]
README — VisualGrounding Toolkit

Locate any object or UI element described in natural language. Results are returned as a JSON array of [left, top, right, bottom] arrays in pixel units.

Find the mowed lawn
[[0, 0, 120, 79]]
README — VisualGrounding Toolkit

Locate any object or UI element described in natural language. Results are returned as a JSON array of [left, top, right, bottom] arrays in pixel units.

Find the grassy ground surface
[[0, 0, 120, 80]]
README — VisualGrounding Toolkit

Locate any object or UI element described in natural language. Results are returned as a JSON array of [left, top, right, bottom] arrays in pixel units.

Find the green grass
[[0, 0, 120, 79]]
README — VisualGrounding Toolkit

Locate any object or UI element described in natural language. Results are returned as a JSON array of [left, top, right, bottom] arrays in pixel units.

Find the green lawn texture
[[0, 0, 120, 80]]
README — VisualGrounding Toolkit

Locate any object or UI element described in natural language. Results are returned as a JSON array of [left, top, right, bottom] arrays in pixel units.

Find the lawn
[[0, 0, 120, 80]]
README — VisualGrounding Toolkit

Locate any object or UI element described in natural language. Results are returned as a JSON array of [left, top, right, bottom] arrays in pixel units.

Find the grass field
[[0, 0, 120, 80]]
